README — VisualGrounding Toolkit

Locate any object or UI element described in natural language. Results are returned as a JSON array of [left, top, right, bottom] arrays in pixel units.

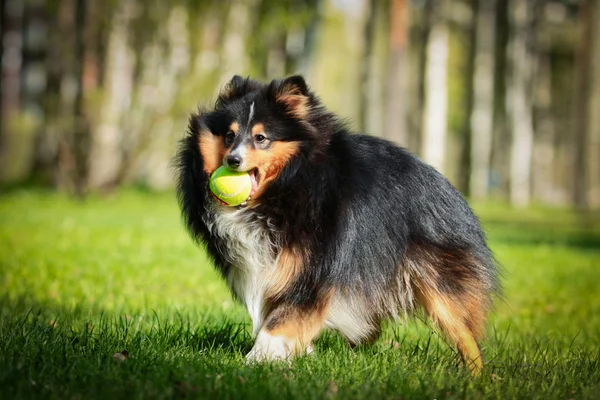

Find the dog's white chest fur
[[204, 206, 276, 335]]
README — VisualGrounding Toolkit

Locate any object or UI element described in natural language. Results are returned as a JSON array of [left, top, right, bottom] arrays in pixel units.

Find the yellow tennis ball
[[209, 166, 252, 206]]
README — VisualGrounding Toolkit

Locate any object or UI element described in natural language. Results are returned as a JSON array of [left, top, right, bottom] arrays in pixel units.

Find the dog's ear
[[216, 75, 264, 109], [271, 75, 308, 97], [268, 75, 310, 118]]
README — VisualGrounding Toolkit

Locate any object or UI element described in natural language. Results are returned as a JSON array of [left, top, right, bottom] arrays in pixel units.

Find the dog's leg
[[246, 295, 332, 362], [414, 281, 486, 375]]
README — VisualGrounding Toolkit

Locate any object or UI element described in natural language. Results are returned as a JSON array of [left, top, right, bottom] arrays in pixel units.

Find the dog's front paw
[[245, 331, 293, 363]]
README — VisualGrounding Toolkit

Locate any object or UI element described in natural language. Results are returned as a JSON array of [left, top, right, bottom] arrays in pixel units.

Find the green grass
[[1, 189, 599, 399]]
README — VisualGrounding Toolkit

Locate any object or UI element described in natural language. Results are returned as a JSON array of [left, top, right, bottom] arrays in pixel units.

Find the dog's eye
[[254, 134, 266, 143], [225, 131, 235, 145]]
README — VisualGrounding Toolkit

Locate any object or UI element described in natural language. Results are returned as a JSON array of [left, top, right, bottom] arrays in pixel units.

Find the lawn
[[0, 189, 599, 399]]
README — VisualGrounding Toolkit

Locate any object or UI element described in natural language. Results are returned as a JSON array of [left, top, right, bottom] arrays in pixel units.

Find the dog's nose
[[226, 155, 242, 168]]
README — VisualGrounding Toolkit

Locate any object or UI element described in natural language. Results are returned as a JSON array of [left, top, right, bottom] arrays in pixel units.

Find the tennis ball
[[209, 166, 252, 206]]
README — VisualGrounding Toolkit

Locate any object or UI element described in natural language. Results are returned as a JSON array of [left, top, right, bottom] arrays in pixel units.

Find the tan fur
[[198, 131, 224, 175], [279, 82, 304, 96], [414, 277, 485, 375], [278, 95, 309, 119], [265, 290, 334, 353], [247, 141, 300, 201], [251, 123, 265, 136], [274, 82, 310, 118], [265, 247, 305, 300], [229, 122, 239, 134]]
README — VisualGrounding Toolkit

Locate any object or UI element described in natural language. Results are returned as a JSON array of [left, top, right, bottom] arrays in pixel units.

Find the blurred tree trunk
[[383, 0, 409, 145], [469, 0, 496, 200], [219, 0, 259, 82], [532, 49, 555, 204], [266, 32, 287, 78], [491, 0, 509, 198], [0, 0, 24, 182], [308, 0, 368, 121], [299, 0, 321, 77], [363, 0, 387, 137], [589, 0, 600, 208], [0, 0, 22, 121], [20, 3, 50, 184], [0, 1, 4, 155], [456, 0, 479, 196], [413, 0, 434, 154], [421, 1, 448, 173], [282, 2, 310, 75], [72, 0, 91, 196], [0, 0, 4, 131], [358, 0, 375, 133], [140, 5, 191, 189], [507, 0, 538, 208], [54, 0, 78, 192], [88, 0, 134, 190], [573, 0, 596, 210]]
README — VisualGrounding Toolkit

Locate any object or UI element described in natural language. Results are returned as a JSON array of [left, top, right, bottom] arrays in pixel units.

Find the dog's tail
[[403, 243, 498, 375]]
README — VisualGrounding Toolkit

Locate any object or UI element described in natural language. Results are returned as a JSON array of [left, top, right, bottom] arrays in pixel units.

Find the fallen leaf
[[491, 373, 504, 381], [112, 350, 129, 362], [326, 381, 338, 398]]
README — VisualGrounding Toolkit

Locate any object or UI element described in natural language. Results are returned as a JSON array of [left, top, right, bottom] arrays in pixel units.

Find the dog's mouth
[[238, 168, 259, 207], [211, 167, 260, 208], [248, 168, 259, 199]]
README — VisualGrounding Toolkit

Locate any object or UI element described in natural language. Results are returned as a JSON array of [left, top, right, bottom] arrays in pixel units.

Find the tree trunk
[[0, 0, 22, 119], [573, 0, 596, 210], [456, 0, 479, 196], [299, 0, 321, 78], [413, 0, 434, 154], [469, 0, 496, 200], [507, 0, 537, 208], [532, 50, 556, 204], [87, 1, 134, 190], [0, 0, 24, 182], [589, 0, 600, 208], [219, 0, 259, 82], [363, 0, 388, 137], [421, 3, 448, 173], [490, 0, 509, 198], [54, 0, 78, 192], [140, 5, 191, 189], [383, 0, 409, 145], [266, 33, 287, 79], [358, 0, 375, 133], [307, 0, 368, 121], [72, 0, 90, 196]]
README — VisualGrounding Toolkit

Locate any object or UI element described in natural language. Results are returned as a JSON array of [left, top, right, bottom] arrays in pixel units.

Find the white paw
[[245, 331, 293, 363]]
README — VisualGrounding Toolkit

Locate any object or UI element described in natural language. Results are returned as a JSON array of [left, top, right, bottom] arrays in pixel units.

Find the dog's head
[[191, 75, 321, 203]]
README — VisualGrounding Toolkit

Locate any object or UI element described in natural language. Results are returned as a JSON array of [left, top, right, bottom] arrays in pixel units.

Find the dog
[[175, 75, 499, 374]]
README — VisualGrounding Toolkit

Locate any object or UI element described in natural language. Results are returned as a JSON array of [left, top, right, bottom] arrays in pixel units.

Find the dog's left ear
[[216, 75, 264, 109], [268, 75, 310, 118]]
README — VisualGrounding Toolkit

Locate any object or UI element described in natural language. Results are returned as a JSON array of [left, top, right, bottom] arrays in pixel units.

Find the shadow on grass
[[484, 219, 600, 250], [0, 296, 254, 357]]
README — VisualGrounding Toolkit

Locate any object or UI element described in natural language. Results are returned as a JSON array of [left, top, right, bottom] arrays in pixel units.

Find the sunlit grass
[[1, 189, 599, 399]]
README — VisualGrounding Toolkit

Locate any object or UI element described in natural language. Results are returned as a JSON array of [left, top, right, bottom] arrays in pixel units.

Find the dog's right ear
[[267, 75, 311, 119], [186, 110, 227, 176], [215, 75, 264, 109], [188, 110, 208, 136]]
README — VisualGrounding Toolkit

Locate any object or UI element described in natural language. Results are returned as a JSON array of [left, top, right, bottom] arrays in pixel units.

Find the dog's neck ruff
[[203, 204, 277, 335]]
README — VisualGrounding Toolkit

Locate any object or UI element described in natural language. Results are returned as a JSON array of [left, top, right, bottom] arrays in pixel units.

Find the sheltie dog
[[175, 75, 499, 374]]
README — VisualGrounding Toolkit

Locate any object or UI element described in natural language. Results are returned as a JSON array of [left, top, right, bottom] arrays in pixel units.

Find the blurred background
[[1, 3, 599, 396], [0, 0, 599, 209]]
